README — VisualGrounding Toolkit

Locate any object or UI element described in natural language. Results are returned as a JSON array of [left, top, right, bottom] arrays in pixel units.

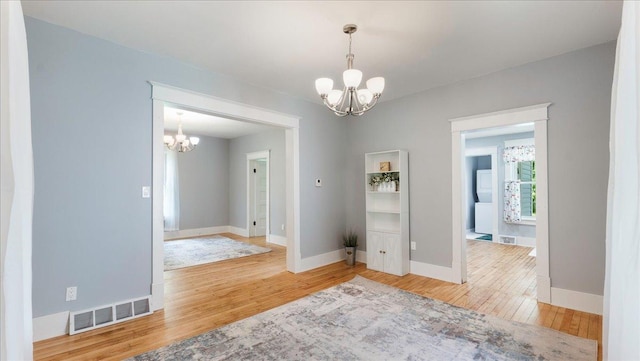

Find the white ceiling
[[22, 1, 622, 104], [164, 107, 277, 139]]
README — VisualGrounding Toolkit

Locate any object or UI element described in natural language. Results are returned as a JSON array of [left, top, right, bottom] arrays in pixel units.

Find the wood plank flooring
[[33, 235, 602, 360]]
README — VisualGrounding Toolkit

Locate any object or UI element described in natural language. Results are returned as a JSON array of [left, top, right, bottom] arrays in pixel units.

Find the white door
[[250, 159, 268, 237], [366, 232, 385, 272], [384, 234, 402, 276]]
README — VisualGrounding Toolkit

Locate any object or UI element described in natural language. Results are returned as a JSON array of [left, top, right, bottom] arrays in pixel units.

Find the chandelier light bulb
[[315, 78, 333, 95], [175, 133, 186, 142], [164, 135, 175, 146], [357, 89, 374, 105], [327, 90, 343, 105], [343, 69, 363, 88], [190, 137, 200, 146], [366, 77, 385, 94]]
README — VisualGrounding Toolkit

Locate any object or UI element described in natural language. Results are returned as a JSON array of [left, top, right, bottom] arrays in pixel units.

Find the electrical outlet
[[281, 224, 285, 231], [142, 186, 151, 198], [66, 286, 77, 301], [411, 241, 416, 251]]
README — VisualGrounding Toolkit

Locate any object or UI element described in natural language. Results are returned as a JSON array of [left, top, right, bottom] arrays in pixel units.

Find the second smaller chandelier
[[164, 112, 200, 153], [315, 24, 385, 116]]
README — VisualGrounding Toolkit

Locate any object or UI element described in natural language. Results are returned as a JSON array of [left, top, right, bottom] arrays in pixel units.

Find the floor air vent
[[499, 235, 517, 245], [69, 296, 152, 335]]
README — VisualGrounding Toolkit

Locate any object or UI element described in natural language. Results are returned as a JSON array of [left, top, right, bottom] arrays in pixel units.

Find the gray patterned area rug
[[130, 276, 596, 360], [164, 236, 271, 271]]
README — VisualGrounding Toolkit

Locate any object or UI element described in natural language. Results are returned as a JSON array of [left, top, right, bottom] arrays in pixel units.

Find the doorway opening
[[463, 126, 538, 303], [450, 103, 551, 304], [150, 82, 301, 311], [247, 151, 269, 238]]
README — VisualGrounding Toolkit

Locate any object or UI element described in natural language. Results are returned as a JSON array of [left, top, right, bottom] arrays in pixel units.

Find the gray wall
[[176, 135, 229, 230], [228, 129, 286, 237], [27, 17, 346, 317], [345, 42, 613, 295], [466, 132, 536, 238]]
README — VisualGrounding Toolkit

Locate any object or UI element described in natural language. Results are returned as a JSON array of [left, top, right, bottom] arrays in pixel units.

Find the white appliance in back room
[[475, 169, 493, 234]]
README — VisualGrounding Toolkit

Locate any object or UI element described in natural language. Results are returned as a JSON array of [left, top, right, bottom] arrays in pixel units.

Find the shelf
[[366, 228, 400, 234], [366, 170, 400, 175], [367, 209, 400, 214], [367, 191, 400, 194]]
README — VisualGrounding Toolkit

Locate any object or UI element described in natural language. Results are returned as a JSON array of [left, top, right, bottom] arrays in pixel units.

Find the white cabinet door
[[384, 234, 402, 275], [367, 232, 385, 272]]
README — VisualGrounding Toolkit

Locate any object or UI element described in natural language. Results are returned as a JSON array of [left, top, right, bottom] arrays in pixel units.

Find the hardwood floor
[[33, 235, 602, 360]]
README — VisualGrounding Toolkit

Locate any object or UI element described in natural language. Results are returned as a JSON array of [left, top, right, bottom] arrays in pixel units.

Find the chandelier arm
[[339, 87, 349, 112], [351, 95, 380, 116], [321, 97, 349, 116], [348, 88, 355, 114]]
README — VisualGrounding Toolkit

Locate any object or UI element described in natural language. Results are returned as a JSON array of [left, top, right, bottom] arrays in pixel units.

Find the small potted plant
[[343, 230, 358, 266]]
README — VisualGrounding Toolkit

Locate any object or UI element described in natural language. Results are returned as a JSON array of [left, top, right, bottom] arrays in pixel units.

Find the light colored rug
[[130, 276, 596, 360], [164, 236, 271, 271]]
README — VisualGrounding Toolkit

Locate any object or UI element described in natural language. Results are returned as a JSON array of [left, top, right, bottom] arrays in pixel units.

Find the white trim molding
[[267, 234, 287, 247], [164, 226, 230, 240], [450, 103, 551, 303], [299, 249, 344, 273], [356, 250, 367, 263], [551, 287, 603, 315], [410, 261, 455, 283], [33, 311, 69, 342], [228, 226, 249, 238], [150, 82, 301, 311]]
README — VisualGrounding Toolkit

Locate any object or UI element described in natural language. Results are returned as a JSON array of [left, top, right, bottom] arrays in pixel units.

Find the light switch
[[142, 186, 151, 198], [315, 179, 322, 187]]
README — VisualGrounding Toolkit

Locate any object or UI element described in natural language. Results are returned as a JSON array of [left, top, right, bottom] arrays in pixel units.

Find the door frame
[[247, 150, 270, 237], [150, 82, 301, 311], [450, 103, 551, 303], [464, 147, 499, 244]]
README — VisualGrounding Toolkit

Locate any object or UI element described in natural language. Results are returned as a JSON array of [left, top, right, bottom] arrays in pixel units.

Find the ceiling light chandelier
[[163, 112, 200, 152], [315, 24, 385, 117]]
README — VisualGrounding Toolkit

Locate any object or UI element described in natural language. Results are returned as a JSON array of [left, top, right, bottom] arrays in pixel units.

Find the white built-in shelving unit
[[365, 150, 409, 276]]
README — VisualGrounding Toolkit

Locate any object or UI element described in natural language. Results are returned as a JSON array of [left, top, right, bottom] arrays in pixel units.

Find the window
[[510, 160, 536, 219], [504, 139, 535, 223]]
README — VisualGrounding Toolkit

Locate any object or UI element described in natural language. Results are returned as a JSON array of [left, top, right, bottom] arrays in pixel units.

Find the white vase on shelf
[[389, 181, 396, 192]]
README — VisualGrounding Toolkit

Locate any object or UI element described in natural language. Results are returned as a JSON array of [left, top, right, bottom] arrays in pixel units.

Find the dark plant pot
[[345, 246, 356, 266]]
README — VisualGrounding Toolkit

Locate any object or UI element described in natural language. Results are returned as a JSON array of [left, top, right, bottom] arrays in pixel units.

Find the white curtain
[[163, 149, 180, 231], [504, 181, 521, 223], [0, 1, 34, 360], [604, 1, 640, 360]]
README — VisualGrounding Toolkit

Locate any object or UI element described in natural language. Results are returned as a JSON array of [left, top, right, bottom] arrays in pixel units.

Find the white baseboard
[[518, 236, 536, 247], [33, 311, 69, 342], [356, 250, 367, 263], [267, 234, 287, 247], [151, 282, 164, 311], [410, 261, 455, 283], [299, 249, 344, 272], [228, 226, 249, 238], [164, 226, 229, 240], [551, 287, 603, 315]]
